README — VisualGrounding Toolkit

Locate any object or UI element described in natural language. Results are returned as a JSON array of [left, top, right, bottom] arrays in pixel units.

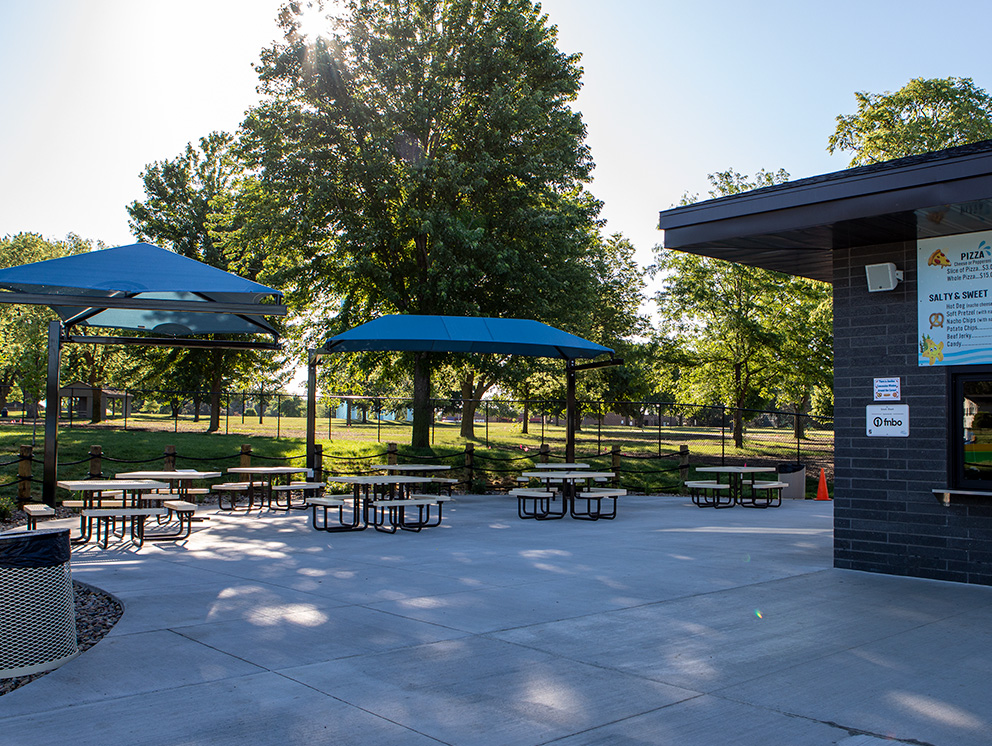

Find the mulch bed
[[0, 581, 123, 696]]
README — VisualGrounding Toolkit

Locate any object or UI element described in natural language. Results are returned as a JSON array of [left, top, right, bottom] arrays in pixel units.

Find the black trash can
[[0, 529, 78, 678], [776, 463, 806, 499]]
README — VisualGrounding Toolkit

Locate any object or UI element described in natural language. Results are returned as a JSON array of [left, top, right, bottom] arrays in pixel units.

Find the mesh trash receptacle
[[0, 529, 78, 678], [776, 463, 806, 499]]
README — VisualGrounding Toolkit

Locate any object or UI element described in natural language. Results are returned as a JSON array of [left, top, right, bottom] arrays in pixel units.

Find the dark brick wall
[[833, 241, 992, 585]]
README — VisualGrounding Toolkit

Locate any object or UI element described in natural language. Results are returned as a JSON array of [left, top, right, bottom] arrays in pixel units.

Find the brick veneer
[[833, 241, 992, 585]]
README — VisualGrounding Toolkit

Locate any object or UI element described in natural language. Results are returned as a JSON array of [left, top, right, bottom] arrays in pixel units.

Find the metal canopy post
[[306, 349, 320, 472], [42, 320, 62, 506], [566, 358, 625, 463], [566, 360, 577, 463]]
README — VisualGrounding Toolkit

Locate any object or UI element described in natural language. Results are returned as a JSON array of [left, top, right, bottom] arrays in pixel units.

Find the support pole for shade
[[43, 320, 62, 507], [306, 349, 319, 472], [566, 360, 577, 463], [566, 357, 623, 464]]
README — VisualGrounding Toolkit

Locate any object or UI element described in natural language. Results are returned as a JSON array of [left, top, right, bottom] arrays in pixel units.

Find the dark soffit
[[657, 140, 992, 282]]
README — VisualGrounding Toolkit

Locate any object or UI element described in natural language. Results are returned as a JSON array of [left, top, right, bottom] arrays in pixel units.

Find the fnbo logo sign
[[873, 416, 903, 427], [867, 405, 909, 437]]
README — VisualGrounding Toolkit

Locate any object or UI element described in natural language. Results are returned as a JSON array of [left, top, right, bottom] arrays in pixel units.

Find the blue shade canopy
[[324, 315, 612, 360], [0, 243, 283, 337]]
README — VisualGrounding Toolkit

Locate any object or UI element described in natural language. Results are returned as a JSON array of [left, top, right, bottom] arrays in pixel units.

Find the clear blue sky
[[2, 0, 991, 275]]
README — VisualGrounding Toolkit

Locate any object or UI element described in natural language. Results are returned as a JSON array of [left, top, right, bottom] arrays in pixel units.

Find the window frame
[[949, 366, 992, 491]]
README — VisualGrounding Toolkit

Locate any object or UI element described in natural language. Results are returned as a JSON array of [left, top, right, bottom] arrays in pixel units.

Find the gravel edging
[[0, 580, 123, 697]]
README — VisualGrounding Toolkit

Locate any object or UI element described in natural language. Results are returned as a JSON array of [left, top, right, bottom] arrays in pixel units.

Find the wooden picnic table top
[[115, 470, 222, 480], [58, 479, 171, 492]]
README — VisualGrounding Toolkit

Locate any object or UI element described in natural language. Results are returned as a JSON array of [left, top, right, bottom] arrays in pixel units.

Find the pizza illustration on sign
[[927, 249, 951, 267]]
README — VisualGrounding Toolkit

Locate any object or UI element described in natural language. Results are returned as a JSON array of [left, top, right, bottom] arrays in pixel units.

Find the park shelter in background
[[659, 139, 992, 587], [59, 382, 132, 419]]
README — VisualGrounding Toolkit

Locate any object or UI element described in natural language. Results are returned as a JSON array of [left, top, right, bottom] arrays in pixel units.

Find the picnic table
[[58, 479, 171, 547], [224, 466, 314, 511], [115, 470, 221, 500], [690, 466, 782, 508], [369, 464, 452, 473], [318, 474, 445, 533], [517, 470, 623, 521]]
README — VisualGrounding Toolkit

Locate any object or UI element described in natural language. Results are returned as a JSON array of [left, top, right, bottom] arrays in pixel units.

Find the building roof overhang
[[657, 140, 992, 282]]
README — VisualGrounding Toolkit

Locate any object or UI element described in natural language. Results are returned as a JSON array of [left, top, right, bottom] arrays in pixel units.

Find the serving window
[[951, 368, 992, 490]]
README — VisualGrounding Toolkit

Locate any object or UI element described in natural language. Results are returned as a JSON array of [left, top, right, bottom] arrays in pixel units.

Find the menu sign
[[918, 231, 992, 366]]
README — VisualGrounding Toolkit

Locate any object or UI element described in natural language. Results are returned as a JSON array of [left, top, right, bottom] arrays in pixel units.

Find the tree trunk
[[0, 372, 13, 410], [346, 399, 352, 427], [90, 384, 103, 424], [792, 396, 809, 441], [192, 393, 202, 422], [733, 362, 744, 448], [733, 406, 744, 448], [209, 390, 222, 431], [411, 351, 432, 448], [521, 399, 529, 434], [459, 373, 496, 439]]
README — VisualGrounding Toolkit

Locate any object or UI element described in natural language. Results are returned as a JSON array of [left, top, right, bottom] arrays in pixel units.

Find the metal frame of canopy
[[0, 244, 286, 505], [304, 315, 621, 469]]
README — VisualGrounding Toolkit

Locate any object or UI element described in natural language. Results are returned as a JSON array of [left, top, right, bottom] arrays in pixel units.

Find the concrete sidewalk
[[1, 495, 990, 745]]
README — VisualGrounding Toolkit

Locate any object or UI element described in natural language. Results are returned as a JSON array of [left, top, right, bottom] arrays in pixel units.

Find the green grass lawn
[[0, 417, 830, 502], [85, 411, 831, 460]]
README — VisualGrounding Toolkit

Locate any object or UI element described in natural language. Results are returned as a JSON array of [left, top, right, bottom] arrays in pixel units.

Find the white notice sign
[[873, 377, 901, 401], [918, 231, 992, 366], [866, 404, 909, 437]]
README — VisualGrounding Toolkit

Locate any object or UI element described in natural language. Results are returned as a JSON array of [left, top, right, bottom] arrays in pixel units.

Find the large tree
[[128, 132, 241, 265], [828, 76, 992, 166], [654, 169, 833, 447], [240, 0, 598, 447], [127, 133, 282, 431], [771, 278, 833, 438]]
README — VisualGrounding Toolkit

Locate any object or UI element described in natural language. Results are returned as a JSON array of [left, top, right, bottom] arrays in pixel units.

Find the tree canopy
[[653, 169, 833, 446], [127, 133, 284, 430], [239, 0, 609, 446], [828, 76, 992, 166]]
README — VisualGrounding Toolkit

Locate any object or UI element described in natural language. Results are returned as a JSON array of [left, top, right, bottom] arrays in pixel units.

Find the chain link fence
[[38, 389, 833, 476]]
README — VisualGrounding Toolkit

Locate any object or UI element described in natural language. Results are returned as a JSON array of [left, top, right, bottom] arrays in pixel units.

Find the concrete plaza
[[2, 494, 991, 745]]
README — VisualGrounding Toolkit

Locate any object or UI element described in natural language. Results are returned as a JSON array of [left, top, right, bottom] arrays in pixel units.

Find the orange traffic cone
[[816, 468, 831, 501]]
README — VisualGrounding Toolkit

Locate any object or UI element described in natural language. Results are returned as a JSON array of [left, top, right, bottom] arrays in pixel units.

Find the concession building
[[658, 140, 992, 586]]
